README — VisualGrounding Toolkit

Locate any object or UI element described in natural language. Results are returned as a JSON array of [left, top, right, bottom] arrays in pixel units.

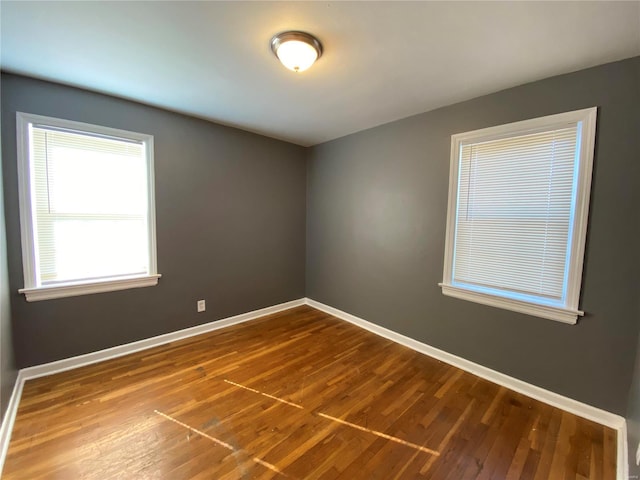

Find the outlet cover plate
[[197, 300, 206, 312]]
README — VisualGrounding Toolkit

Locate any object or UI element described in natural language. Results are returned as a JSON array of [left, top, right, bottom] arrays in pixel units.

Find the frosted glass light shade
[[271, 31, 322, 73], [276, 40, 318, 72]]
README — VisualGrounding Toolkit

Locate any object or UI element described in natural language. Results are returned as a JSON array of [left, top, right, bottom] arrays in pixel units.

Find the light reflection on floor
[[154, 409, 290, 477], [152, 378, 440, 478]]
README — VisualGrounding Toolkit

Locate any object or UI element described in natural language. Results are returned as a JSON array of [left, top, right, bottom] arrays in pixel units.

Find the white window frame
[[16, 112, 161, 302], [439, 108, 597, 324]]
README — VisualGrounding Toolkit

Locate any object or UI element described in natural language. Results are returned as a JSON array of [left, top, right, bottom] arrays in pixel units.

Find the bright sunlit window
[[440, 108, 597, 324], [16, 112, 160, 301]]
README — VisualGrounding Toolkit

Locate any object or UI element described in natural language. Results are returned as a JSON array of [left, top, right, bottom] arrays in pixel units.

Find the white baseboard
[[0, 370, 24, 477], [0, 297, 305, 474], [304, 297, 629, 480]]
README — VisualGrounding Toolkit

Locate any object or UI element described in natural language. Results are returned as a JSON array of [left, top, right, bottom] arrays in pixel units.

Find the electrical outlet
[[636, 441, 640, 466], [197, 300, 206, 313]]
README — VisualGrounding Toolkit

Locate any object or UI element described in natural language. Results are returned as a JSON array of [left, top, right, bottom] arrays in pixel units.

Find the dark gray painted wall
[[0, 135, 17, 419], [306, 57, 640, 415], [626, 50, 640, 475], [1, 73, 307, 368]]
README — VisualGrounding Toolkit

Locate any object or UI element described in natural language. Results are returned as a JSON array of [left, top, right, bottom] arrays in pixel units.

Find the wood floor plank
[[1, 305, 616, 479]]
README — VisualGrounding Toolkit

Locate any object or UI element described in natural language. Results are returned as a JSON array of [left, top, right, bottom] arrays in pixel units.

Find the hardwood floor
[[2, 306, 616, 479]]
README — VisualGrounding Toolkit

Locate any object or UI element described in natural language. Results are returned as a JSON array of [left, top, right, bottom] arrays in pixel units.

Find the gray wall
[[306, 57, 640, 415], [0, 131, 17, 419], [1, 73, 307, 368]]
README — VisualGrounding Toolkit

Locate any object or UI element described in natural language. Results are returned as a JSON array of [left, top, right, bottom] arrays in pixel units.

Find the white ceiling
[[1, 1, 639, 147]]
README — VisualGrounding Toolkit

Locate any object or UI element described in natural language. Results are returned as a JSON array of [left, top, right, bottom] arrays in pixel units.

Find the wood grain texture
[[2, 306, 616, 479]]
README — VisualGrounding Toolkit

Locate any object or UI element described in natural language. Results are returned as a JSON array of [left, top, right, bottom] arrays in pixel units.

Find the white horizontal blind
[[30, 126, 149, 285], [453, 126, 578, 302]]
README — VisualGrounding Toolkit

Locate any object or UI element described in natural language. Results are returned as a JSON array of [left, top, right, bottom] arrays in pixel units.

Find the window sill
[[439, 283, 583, 324], [19, 274, 161, 302]]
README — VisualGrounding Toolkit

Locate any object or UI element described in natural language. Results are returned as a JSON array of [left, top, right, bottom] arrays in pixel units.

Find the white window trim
[[439, 107, 597, 324], [19, 274, 162, 302], [16, 112, 160, 302]]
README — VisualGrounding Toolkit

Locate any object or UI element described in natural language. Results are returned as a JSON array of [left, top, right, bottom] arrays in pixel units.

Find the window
[[440, 108, 597, 324], [16, 113, 160, 301]]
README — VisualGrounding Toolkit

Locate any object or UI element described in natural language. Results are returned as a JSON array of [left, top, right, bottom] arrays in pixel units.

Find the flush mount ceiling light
[[270, 31, 323, 73]]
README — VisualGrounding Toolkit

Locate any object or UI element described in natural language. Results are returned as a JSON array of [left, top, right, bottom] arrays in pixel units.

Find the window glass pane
[[452, 126, 578, 302], [41, 218, 147, 284], [30, 126, 150, 284]]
